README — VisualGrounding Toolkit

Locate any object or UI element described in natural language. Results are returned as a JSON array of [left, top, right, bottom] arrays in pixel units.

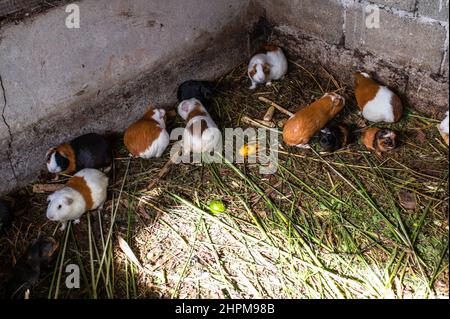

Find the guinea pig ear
[[64, 197, 74, 206], [179, 101, 190, 114]]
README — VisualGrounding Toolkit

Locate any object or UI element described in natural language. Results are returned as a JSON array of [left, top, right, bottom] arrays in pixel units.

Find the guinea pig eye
[[57, 205, 62, 210]]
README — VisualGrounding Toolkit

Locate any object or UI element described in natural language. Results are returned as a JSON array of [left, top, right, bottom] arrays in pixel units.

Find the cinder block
[[345, 4, 447, 73], [369, 0, 416, 12], [418, 0, 449, 22], [265, 0, 344, 44], [406, 71, 449, 117]]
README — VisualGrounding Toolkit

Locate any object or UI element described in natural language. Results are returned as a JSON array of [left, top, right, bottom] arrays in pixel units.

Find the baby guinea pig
[[124, 107, 170, 159], [438, 111, 449, 146], [46, 168, 108, 231], [46, 133, 112, 176], [283, 93, 346, 148], [248, 44, 288, 90], [6, 236, 58, 299], [177, 80, 214, 105], [319, 124, 351, 152], [361, 127, 398, 156], [353, 72, 403, 123], [178, 98, 221, 154]]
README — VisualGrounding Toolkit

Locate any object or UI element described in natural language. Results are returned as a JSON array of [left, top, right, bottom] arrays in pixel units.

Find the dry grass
[[0, 60, 448, 299]]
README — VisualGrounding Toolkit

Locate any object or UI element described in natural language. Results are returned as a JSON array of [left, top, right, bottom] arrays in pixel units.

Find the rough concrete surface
[[0, 0, 262, 195], [345, 2, 447, 74], [264, 0, 344, 45]]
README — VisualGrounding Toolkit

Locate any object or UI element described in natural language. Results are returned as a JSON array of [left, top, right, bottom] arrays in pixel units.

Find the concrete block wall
[[264, 0, 449, 115]]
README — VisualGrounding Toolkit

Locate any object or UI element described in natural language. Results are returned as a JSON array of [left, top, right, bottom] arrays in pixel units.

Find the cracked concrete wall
[[0, 0, 264, 196], [263, 0, 449, 116]]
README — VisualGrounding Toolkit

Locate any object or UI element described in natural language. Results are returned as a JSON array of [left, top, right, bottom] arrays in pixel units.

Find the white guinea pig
[[248, 44, 288, 90], [46, 168, 108, 231], [178, 98, 221, 154]]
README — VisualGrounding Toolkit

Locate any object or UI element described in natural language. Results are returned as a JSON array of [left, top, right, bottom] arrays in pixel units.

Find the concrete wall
[[264, 0, 449, 116], [0, 0, 263, 195]]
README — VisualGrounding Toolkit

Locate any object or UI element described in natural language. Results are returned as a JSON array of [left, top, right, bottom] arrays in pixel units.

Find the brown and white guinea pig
[[248, 44, 288, 90], [124, 107, 170, 159], [5, 236, 58, 299], [353, 72, 403, 123], [283, 93, 345, 148], [46, 133, 112, 176], [178, 98, 221, 154], [319, 124, 351, 152], [46, 168, 108, 231], [438, 111, 449, 146], [361, 127, 398, 156]]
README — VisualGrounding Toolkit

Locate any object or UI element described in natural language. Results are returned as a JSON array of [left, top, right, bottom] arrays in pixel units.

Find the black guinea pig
[[0, 201, 11, 232], [6, 236, 59, 299], [177, 80, 214, 105], [319, 124, 351, 152], [46, 133, 112, 176]]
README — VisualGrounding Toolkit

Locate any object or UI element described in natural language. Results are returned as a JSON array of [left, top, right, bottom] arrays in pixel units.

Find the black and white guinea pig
[[46, 168, 108, 231], [319, 124, 351, 152], [0, 201, 11, 232], [178, 98, 221, 154], [248, 44, 288, 90], [46, 133, 112, 176], [177, 80, 214, 105], [5, 236, 58, 299]]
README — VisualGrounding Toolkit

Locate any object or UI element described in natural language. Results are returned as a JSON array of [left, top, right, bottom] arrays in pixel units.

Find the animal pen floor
[[0, 60, 448, 299]]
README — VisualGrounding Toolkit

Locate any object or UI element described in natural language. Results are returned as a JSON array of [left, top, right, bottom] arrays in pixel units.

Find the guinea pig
[[319, 124, 351, 152], [6, 236, 58, 299], [353, 72, 403, 123], [0, 201, 11, 232], [46, 168, 108, 231], [283, 93, 346, 147], [46, 133, 112, 176], [438, 111, 449, 146], [124, 107, 170, 159], [248, 44, 288, 90], [178, 98, 221, 154], [177, 80, 214, 105], [361, 127, 398, 156]]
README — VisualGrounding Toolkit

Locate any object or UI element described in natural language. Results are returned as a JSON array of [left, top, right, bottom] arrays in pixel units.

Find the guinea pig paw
[[296, 144, 311, 149], [249, 85, 257, 90], [52, 174, 60, 181], [265, 81, 273, 87], [73, 219, 80, 225], [59, 223, 67, 232]]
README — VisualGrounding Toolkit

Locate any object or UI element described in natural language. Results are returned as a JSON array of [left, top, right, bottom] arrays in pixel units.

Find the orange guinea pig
[[283, 93, 345, 147], [361, 127, 398, 156]]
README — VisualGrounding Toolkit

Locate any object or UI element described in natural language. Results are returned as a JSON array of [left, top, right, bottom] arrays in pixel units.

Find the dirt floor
[[0, 59, 448, 299]]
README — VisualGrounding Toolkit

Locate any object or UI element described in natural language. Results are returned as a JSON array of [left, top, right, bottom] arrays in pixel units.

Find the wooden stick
[[258, 97, 294, 117], [32, 184, 64, 193], [263, 106, 276, 122], [241, 115, 276, 128]]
